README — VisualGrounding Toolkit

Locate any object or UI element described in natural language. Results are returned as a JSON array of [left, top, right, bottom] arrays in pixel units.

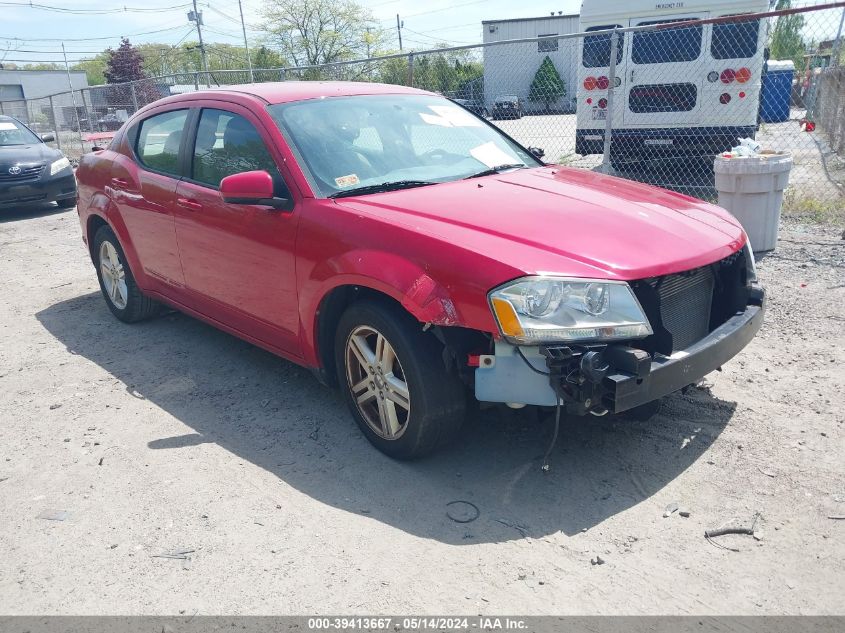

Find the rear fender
[[85, 192, 147, 290]]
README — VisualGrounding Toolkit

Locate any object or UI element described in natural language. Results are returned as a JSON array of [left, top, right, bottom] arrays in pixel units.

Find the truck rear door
[[622, 12, 709, 128]]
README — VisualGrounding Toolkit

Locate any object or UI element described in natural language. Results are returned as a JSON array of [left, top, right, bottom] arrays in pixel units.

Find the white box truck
[[576, 0, 770, 168]]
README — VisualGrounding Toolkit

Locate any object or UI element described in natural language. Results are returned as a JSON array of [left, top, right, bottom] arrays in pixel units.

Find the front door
[[622, 12, 709, 127], [172, 105, 301, 355]]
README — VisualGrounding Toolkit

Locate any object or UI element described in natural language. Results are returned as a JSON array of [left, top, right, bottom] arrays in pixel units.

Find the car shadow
[[36, 292, 736, 544], [0, 202, 73, 223]]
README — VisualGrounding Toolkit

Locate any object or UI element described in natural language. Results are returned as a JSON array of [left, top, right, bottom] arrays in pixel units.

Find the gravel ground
[[0, 205, 843, 615]]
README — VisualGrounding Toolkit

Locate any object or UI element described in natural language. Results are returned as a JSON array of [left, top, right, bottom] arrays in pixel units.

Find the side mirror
[[220, 170, 293, 211], [41, 132, 56, 143], [528, 146, 545, 159]]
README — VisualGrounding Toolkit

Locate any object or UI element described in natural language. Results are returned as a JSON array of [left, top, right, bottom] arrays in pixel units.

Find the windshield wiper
[[464, 164, 527, 179], [329, 180, 435, 199]]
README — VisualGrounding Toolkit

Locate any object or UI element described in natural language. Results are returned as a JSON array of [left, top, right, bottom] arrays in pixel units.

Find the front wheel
[[335, 300, 465, 459], [93, 225, 159, 323]]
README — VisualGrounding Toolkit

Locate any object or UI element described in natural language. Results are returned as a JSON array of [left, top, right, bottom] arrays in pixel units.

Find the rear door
[[110, 108, 188, 289], [623, 12, 708, 127]]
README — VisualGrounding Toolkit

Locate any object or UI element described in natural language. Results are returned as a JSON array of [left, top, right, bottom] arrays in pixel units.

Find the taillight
[[584, 76, 597, 90], [720, 69, 736, 84], [736, 67, 752, 83], [720, 93, 732, 104], [596, 75, 609, 90], [598, 98, 608, 109]]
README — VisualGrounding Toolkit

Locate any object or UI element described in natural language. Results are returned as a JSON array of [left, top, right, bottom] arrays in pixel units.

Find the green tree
[[528, 55, 566, 112], [770, 0, 806, 72], [72, 55, 108, 85], [260, 0, 386, 67]]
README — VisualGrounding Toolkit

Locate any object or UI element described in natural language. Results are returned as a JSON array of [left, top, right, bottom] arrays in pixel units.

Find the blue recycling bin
[[760, 60, 795, 123]]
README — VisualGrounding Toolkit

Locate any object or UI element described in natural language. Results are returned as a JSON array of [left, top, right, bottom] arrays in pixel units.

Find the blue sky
[[1, 0, 840, 69], [0, 0, 583, 66]]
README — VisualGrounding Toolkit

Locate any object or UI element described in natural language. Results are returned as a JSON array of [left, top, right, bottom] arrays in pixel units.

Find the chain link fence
[[2, 2, 843, 221]]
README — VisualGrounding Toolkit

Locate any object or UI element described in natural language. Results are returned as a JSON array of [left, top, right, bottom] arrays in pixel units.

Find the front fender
[[299, 249, 468, 367]]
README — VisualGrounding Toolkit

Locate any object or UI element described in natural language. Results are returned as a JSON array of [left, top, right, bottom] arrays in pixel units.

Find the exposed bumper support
[[602, 295, 765, 413], [474, 286, 765, 414]]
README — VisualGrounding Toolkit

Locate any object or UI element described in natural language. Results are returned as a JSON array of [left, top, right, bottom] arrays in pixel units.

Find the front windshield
[[0, 119, 40, 147], [268, 94, 540, 197]]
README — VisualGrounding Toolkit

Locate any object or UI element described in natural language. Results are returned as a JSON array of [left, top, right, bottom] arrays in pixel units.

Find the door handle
[[176, 197, 203, 212], [110, 177, 129, 189]]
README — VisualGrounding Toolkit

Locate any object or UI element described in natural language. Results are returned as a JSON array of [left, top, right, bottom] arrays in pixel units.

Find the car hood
[[334, 166, 746, 281], [0, 142, 62, 167]]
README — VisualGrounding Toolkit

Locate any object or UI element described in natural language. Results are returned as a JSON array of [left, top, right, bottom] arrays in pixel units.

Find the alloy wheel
[[344, 325, 411, 440], [99, 240, 128, 310]]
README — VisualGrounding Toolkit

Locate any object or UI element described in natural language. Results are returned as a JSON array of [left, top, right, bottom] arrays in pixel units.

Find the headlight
[[50, 157, 71, 176], [489, 276, 653, 345]]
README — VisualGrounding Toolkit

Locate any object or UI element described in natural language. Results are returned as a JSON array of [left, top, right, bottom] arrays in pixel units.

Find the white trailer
[[576, 0, 770, 166]]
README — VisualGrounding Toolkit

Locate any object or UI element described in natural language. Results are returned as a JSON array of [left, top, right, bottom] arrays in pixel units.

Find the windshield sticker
[[419, 112, 452, 127], [470, 142, 518, 169], [419, 106, 483, 128], [0, 122, 18, 131], [335, 174, 360, 188], [428, 105, 482, 127]]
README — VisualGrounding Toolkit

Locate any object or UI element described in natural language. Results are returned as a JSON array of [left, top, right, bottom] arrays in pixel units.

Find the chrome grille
[[0, 164, 45, 182], [656, 267, 715, 351]]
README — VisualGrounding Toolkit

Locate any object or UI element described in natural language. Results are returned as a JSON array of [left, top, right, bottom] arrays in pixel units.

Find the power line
[[0, 1, 192, 14], [378, 0, 488, 22], [0, 24, 188, 42]]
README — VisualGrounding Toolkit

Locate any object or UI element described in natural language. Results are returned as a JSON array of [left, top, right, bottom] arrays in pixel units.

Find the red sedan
[[75, 82, 765, 459]]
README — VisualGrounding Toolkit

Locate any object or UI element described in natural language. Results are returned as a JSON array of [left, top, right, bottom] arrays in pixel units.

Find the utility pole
[[189, 0, 210, 87], [61, 43, 84, 153], [238, 0, 254, 81], [832, 7, 845, 68], [396, 14, 403, 51]]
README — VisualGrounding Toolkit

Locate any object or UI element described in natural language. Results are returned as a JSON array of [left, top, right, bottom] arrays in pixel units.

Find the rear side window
[[711, 16, 760, 60], [582, 25, 623, 68], [191, 109, 280, 189], [632, 19, 702, 64], [136, 109, 188, 176]]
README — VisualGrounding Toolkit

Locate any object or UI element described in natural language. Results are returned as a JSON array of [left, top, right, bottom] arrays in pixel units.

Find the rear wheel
[[335, 300, 465, 459], [93, 225, 159, 323]]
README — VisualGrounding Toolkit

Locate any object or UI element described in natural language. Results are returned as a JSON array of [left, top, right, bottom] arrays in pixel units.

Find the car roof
[[159, 81, 437, 107]]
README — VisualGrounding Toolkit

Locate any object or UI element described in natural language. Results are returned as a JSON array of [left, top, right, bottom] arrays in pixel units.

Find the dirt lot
[[0, 204, 843, 615]]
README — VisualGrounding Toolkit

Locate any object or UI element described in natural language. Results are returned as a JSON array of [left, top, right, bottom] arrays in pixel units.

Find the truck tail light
[[721, 69, 736, 84], [736, 67, 752, 83], [598, 98, 608, 109], [584, 76, 597, 91], [596, 75, 609, 90], [720, 93, 732, 105]]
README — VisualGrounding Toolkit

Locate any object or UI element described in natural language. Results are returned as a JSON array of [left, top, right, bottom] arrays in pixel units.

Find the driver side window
[[191, 109, 286, 196]]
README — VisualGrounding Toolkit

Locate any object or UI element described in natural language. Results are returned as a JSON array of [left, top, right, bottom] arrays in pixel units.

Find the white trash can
[[713, 152, 793, 252]]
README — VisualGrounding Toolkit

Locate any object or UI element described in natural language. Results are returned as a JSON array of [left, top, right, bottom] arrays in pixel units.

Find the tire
[[56, 198, 76, 209], [93, 225, 159, 323], [335, 300, 466, 459]]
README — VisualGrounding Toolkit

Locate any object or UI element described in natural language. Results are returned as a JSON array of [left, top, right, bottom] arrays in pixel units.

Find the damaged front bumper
[[475, 285, 765, 414]]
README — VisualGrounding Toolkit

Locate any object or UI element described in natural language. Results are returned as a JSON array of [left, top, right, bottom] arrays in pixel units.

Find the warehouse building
[[482, 13, 580, 114], [0, 69, 89, 129]]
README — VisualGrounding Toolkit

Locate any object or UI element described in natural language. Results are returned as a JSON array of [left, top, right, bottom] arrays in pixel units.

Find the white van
[[576, 0, 770, 167]]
